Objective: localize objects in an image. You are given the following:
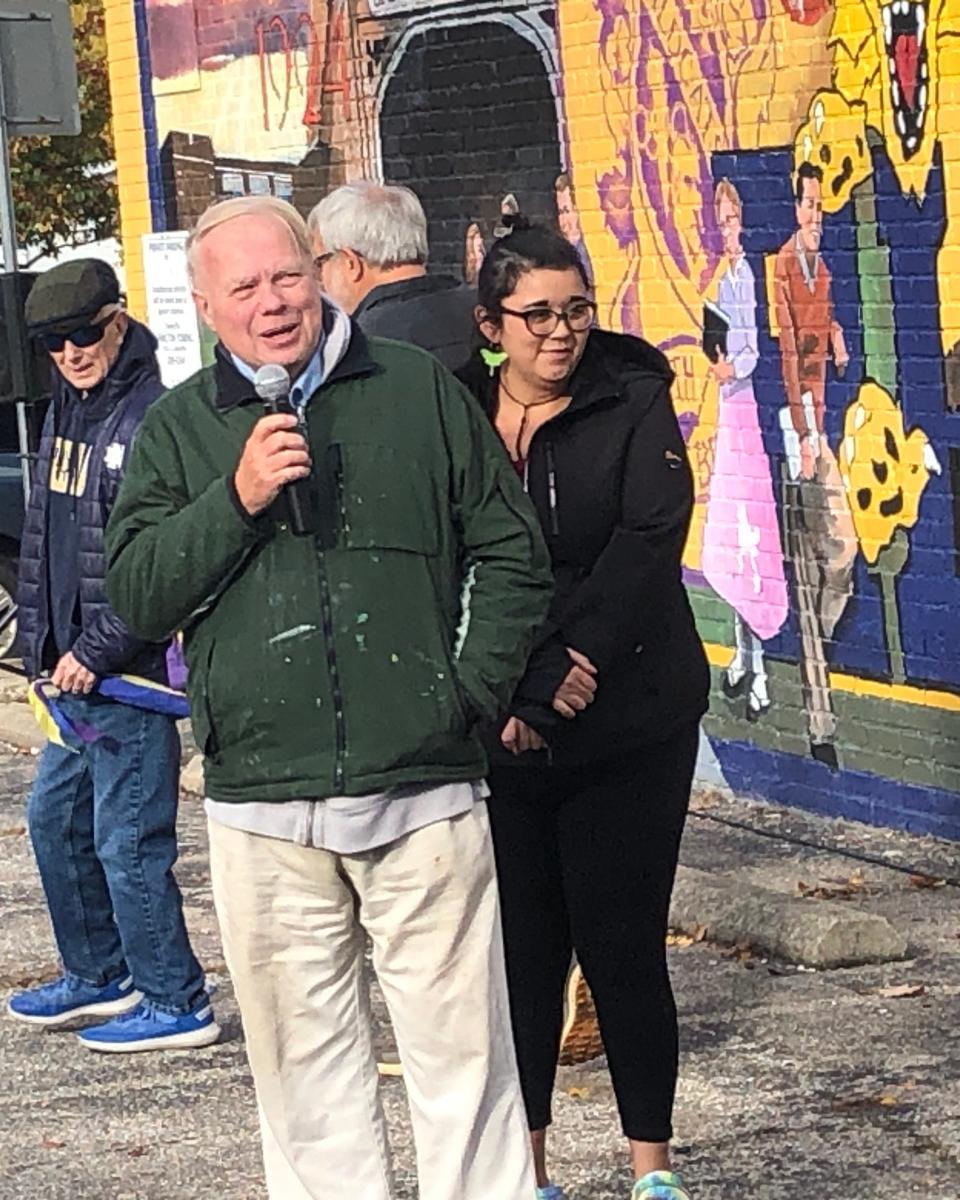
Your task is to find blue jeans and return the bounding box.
[27,694,205,1014]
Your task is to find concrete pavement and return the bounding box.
[1,740,959,1198]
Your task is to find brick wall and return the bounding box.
[106,0,960,839]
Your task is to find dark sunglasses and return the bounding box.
[36,311,118,354]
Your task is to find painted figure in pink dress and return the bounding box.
[702,179,789,719]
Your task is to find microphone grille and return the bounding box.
[253,363,291,403]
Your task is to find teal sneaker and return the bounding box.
[537,1187,568,1200]
[632,1171,692,1199]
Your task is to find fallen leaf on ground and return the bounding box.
[666,932,695,948]
[908,873,946,889]
[41,1138,65,1149]
[722,939,757,963]
[876,983,926,999]
[797,870,876,901]
[566,1087,590,1100]
[832,1092,902,1112]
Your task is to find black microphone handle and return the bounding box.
[284,476,315,536]
[262,395,317,537]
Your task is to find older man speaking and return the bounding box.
[104,196,550,1200]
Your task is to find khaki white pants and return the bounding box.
[208,806,536,1200]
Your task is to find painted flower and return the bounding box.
[794,90,872,214]
[838,381,941,565]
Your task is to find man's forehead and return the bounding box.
[196,217,304,284]
[205,214,301,258]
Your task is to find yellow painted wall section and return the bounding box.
[104,0,150,317]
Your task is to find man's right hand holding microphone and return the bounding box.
[234,413,312,517]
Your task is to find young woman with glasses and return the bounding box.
[456,218,709,1200]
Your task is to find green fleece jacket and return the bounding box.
[104,329,552,803]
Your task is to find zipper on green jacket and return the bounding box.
[315,543,346,794]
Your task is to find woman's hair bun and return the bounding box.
[501,213,533,235]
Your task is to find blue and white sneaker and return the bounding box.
[632,1171,692,1199]
[537,1186,569,1200]
[77,996,220,1053]
[7,973,142,1027]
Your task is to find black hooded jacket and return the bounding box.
[457,328,710,766]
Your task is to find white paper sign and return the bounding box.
[141,232,203,389]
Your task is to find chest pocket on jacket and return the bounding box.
[331,442,441,556]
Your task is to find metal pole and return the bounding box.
[0,43,16,263]
[0,39,30,506]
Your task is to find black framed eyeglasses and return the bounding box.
[36,311,118,354]
[499,301,596,336]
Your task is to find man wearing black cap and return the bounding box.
[6,258,218,1053]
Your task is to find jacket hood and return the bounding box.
[568,328,673,404]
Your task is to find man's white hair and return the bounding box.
[187,195,313,286]
[307,182,429,268]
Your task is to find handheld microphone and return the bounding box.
[253,363,317,537]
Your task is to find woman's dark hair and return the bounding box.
[477,215,591,314]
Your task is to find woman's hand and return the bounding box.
[552,648,598,719]
[501,717,546,755]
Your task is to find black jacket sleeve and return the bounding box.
[72,608,147,677]
[558,381,693,671]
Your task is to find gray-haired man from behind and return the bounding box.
[308,181,477,370]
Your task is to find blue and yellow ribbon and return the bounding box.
[28,675,189,753]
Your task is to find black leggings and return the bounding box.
[487,723,698,1143]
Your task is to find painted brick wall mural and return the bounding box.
[104,0,960,839]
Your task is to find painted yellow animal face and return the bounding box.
[830,0,946,198]
[839,381,939,563]
[794,90,872,213]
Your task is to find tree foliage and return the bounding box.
[8,0,117,263]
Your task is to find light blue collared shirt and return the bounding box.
[231,341,325,412]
